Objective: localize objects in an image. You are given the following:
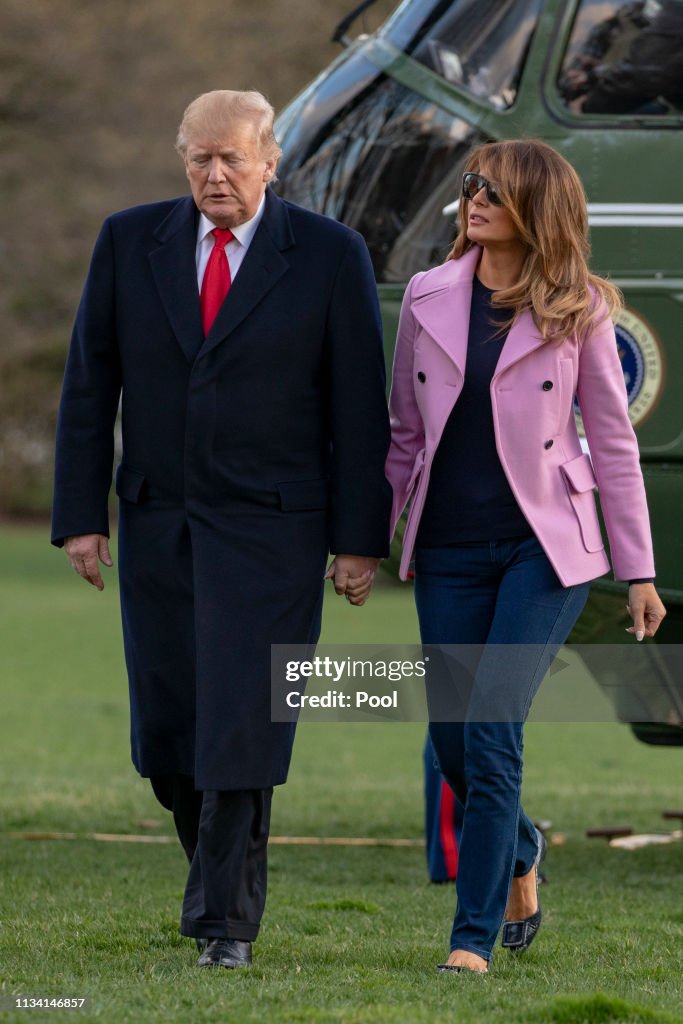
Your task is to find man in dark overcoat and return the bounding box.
[51,90,392,969]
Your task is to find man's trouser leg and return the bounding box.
[151,775,273,941]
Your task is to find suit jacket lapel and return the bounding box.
[149,196,204,364]
[197,190,294,361]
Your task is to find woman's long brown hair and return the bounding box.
[448,139,622,340]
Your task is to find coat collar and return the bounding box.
[149,189,294,364]
[199,189,294,360]
[410,245,546,380]
[149,196,203,364]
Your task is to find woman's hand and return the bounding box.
[325,555,380,606]
[626,582,667,640]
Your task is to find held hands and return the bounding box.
[64,534,113,591]
[626,582,666,641]
[325,555,380,607]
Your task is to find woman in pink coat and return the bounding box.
[385,139,666,974]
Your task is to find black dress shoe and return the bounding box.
[196,938,252,969]
[501,827,547,953]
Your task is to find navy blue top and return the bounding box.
[416,275,534,547]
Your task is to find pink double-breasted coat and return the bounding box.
[385,246,655,586]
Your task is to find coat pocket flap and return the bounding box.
[115,465,146,504]
[277,478,328,512]
[560,453,597,493]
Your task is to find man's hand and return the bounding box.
[626,582,666,641]
[64,533,113,591]
[325,555,380,607]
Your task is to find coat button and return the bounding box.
[544,439,554,449]
[542,380,553,391]
[417,371,426,383]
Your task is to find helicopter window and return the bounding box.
[558,0,683,115]
[403,0,543,109]
[273,78,486,282]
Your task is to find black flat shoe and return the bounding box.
[502,827,547,953]
[437,964,488,974]
[501,908,542,951]
[196,937,252,969]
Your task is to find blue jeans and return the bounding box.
[414,537,590,960]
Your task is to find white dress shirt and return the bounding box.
[195,194,266,290]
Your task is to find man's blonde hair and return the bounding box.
[175,90,282,161]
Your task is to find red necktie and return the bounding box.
[200,228,234,335]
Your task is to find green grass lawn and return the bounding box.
[0,524,681,1023]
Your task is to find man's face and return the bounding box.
[184,118,278,229]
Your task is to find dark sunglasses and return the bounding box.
[462,171,504,206]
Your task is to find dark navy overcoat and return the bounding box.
[52,190,392,790]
